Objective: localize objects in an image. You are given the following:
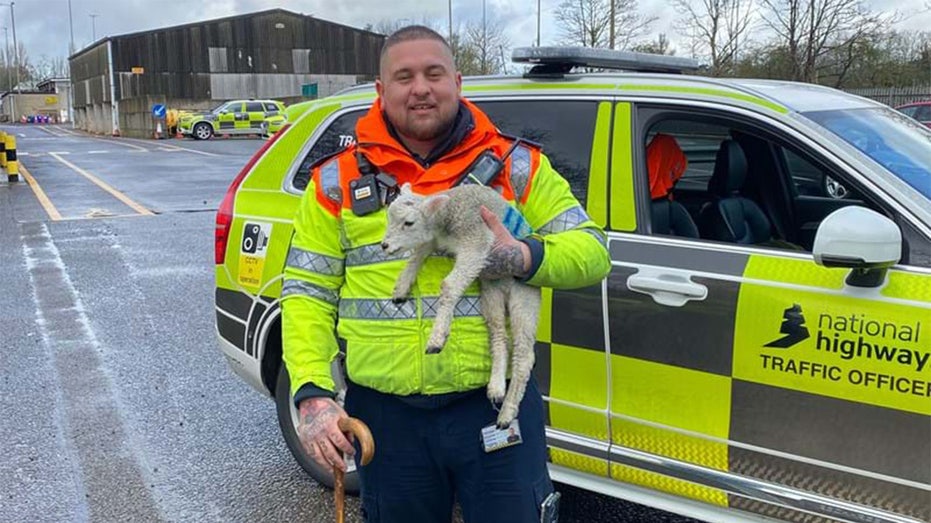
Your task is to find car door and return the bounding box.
[607,102,931,523]
[244,101,267,133]
[217,102,241,134]
[475,96,613,479]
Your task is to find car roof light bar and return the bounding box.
[513,46,702,77]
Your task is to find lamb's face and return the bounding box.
[381,188,434,255]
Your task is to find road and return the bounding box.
[0,124,697,523]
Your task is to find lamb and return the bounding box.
[380,183,541,428]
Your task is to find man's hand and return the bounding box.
[480,206,531,279]
[297,397,355,471]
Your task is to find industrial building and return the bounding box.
[1,78,72,123]
[68,8,384,137]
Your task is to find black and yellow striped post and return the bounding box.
[0,130,6,170]
[5,133,18,182]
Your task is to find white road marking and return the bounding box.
[49,151,71,155]
[87,150,110,154]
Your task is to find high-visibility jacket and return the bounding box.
[281,98,611,398]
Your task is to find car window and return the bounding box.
[914,105,931,121]
[638,111,892,254]
[263,102,279,113]
[804,107,931,200]
[292,109,364,191]
[291,99,600,200]
[898,106,918,118]
[474,99,598,204]
[219,102,241,114]
[245,102,265,113]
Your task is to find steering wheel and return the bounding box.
[823,175,848,199]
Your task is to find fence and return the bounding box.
[844,86,931,108]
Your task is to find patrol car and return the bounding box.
[179,99,285,139]
[214,47,930,523]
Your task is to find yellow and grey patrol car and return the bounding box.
[214,47,930,523]
[179,99,285,140]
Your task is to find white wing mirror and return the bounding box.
[813,206,901,288]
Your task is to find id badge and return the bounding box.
[481,419,522,453]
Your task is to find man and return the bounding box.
[281,25,610,523]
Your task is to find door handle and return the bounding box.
[627,271,708,307]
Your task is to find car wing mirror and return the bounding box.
[813,206,901,288]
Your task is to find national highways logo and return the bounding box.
[765,304,810,348]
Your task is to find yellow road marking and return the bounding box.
[48,152,155,216]
[19,163,63,221]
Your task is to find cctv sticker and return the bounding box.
[238,221,272,288]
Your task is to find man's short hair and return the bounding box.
[380,25,454,70]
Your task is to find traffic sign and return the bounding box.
[152,104,166,118]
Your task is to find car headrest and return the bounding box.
[646,133,688,200]
[708,140,748,197]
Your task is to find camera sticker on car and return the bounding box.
[238,221,272,288]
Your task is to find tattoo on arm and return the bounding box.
[481,244,526,279]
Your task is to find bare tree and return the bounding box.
[674,0,754,76]
[759,0,894,83]
[366,17,510,76]
[631,34,676,55]
[555,0,657,50]
[462,17,511,75]
[31,55,69,81]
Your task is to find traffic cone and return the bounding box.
[155,122,163,140]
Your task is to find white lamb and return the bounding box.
[381,183,541,428]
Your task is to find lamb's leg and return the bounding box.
[497,283,541,428]
[392,244,432,303]
[426,248,488,354]
[480,279,509,403]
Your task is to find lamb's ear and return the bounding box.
[423,194,450,216]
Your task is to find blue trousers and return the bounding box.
[344,377,554,523]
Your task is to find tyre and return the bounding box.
[274,363,360,494]
[192,122,213,140]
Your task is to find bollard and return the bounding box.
[6,133,18,182]
[0,131,6,170]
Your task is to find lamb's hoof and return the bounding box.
[487,384,505,404]
[425,345,443,354]
[496,407,518,429]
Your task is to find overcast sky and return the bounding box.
[5,0,931,63]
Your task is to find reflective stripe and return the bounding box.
[320,159,342,203]
[339,296,483,319]
[510,144,532,201]
[346,243,407,266]
[422,296,482,318]
[281,279,339,305]
[581,227,607,245]
[539,206,592,235]
[340,298,417,319]
[287,246,344,276]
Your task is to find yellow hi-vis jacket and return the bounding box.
[282,98,611,399]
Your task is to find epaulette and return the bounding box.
[499,132,543,151]
[307,145,354,172]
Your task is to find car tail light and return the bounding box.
[215,124,291,264]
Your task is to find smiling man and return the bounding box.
[281,25,610,523]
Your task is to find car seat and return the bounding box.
[699,140,772,244]
[646,133,699,238]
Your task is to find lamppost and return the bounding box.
[0,2,18,94]
[68,0,74,54]
[2,25,9,122]
[67,0,74,124]
[89,13,99,42]
[536,0,541,47]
